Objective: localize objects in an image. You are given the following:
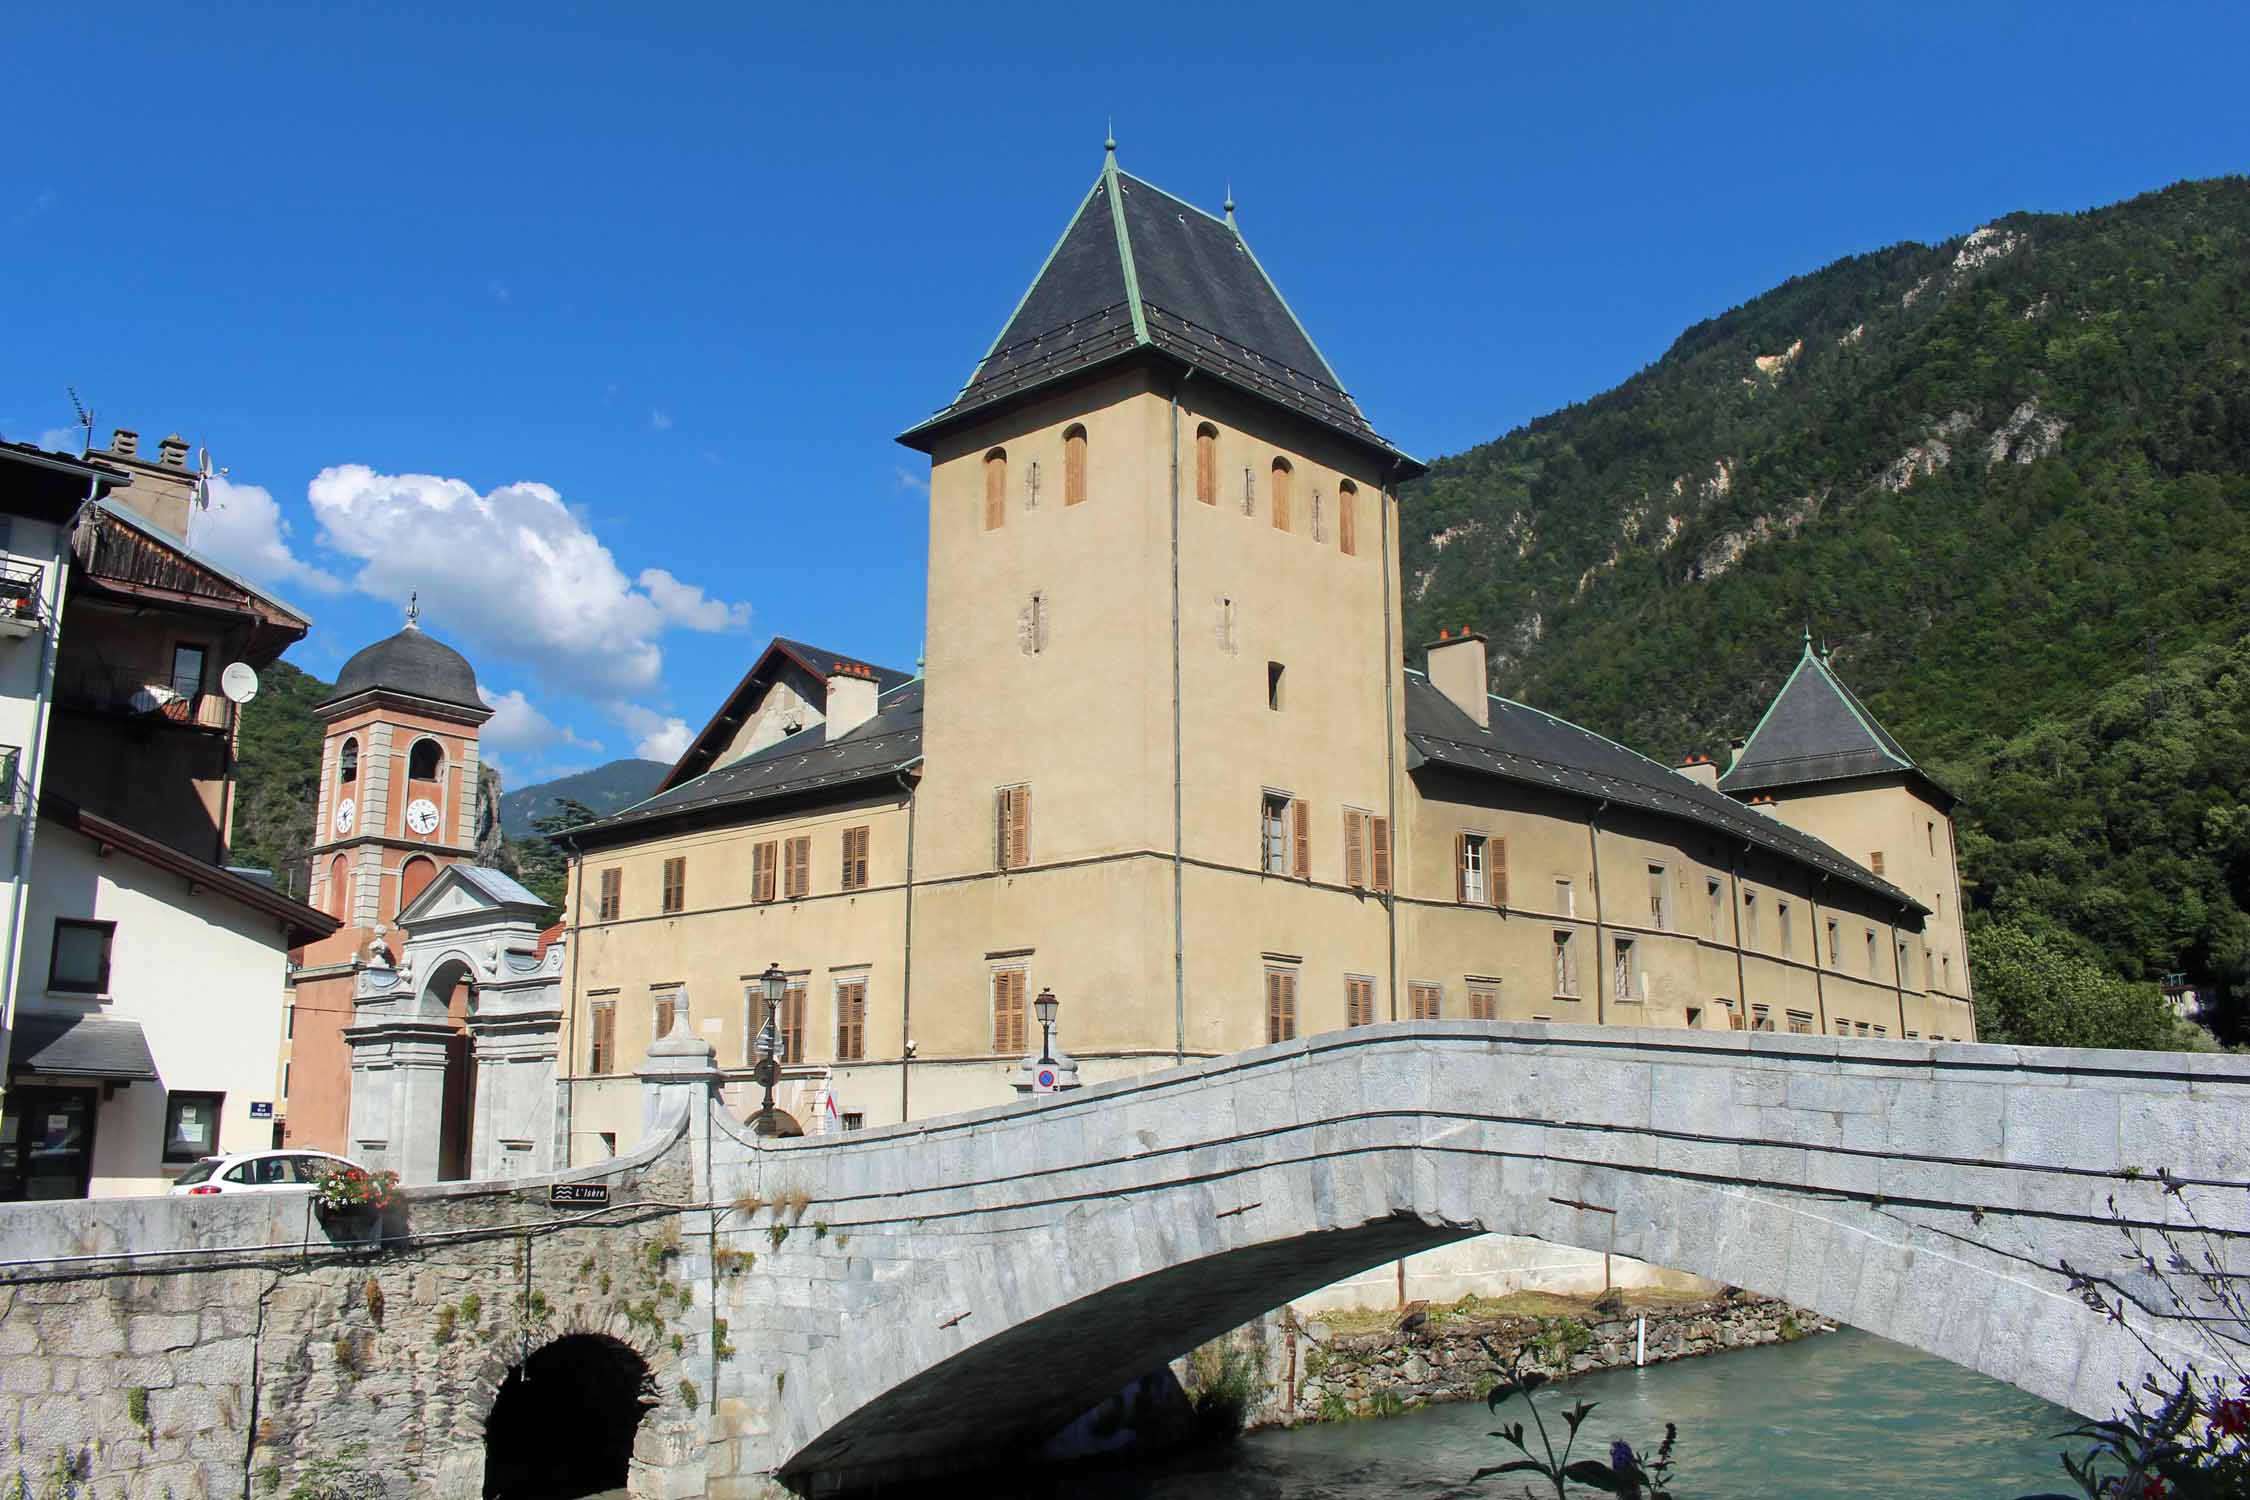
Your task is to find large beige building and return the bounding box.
[556,149,1973,1161]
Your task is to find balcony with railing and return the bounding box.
[0,559,46,640]
[0,744,23,818]
[55,662,232,732]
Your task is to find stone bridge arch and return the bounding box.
[733,1023,2250,1493]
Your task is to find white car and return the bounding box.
[171,1149,363,1195]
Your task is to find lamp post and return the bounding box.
[1034,987,1059,1065]
[754,961,786,1135]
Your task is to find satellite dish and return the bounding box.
[220,662,260,705]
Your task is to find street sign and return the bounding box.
[248,1101,274,1119]
[549,1183,610,1207]
[1033,1066,1060,1095]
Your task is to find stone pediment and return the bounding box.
[396,864,549,929]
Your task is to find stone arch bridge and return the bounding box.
[3,1021,2244,1499]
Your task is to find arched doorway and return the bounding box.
[425,957,477,1182]
[483,1334,655,1498]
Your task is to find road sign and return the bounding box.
[1033,1066,1059,1095]
[549,1183,610,1207]
[248,1101,274,1119]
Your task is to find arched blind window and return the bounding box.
[328,854,351,918]
[1270,458,1293,532]
[408,738,444,782]
[1062,425,1088,506]
[983,448,1007,532]
[1195,423,1218,506]
[1338,481,1359,556]
[399,856,437,920]
[339,738,358,785]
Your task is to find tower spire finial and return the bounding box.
[406,590,420,629]
[1224,179,1236,225]
[1105,118,1116,156]
[1801,622,1812,654]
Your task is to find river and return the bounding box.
[894,1328,2080,1499]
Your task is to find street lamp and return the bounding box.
[754,961,786,1134]
[1034,987,1059,1065]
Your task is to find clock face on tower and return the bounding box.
[333,797,355,835]
[405,798,442,836]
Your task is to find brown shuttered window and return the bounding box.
[1410,982,1443,1020]
[1468,986,1499,1020]
[1370,816,1391,893]
[1869,851,1885,876]
[840,825,870,891]
[1490,837,1508,908]
[661,857,686,914]
[1270,458,1292,531]
[983,448,1007,531]
[653,989,680,1039]
[1454,833,1469,903]
[834,978,867,1062]
[1265,969,1298,1043]
[1345,976,1375,1027]
[1338,481,1359,556]
[781,979,807,1062]
[1291,797,1310,879]
[1344,809,1367,889]
[992,968,1027,1054]
[597,867,621,921]
[783,837,810,900]
[1063,425,1088,505]
[1195,423,1218,505]
[996,786,1030,870]
[589,1001,616,1073]
[752,841,777,904]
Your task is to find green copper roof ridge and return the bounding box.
[1730,649,1820,770]
[1117,167,1234,230]
[1818,656,1917,770]
[1227,217,1354,409]
[1104,151,1150,348]
[946,176,1109,408]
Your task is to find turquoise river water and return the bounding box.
[896,1328,2081,1499]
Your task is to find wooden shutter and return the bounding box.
[1469,987,1497,1021]
[784,837,809,899]
[1064,427,1087,505]
[1346,977,1372,1027]
[590,1003,615,1073]
[1339,484,1357,556]
[1344,811,1365,889]
[1005,787,1030,870]
[598,867,620,920]
[1196,427,1217,504]
[841,826,868,891]
[835,980,865,1061]
[662,857,685,913]
[753,842,775,903]
[1491,837,1508,909]
[1454,833,1469,903]
[984,450,1006,531]
[1370,816,1391,892]
[654,992,677,1039]
[1290,797,1310,879]
[1870,851,1884,876]
[1266,971,1297,1043]
[1410,982,1441,1020]
[993,970,1025,1053]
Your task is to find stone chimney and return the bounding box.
[1747,793,1781,819]
[824,661,879,740]
[1425,627,1490,729]
[1728,735,1748,770]
[108,428,139,460]
[158,433,190,469]
[1676,754,1720,791]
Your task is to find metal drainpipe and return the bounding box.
[1730,845,1751,1029]
[3,482,90,1041]
[1586,803,1609,1024]
[1890,910,1910,1036]
[1380,464,1402,1020]
[896,764,918,1119]
[1809,876,1831,1034]
[1169,377,1189,1062]
[561,849,585,1166]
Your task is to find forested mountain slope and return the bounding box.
[1401,177,2250,1037]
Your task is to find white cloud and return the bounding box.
[892,464,928,493]
[192,476,345,594]
[650,409,673,431]
[37,426,81,454]
[614,702,693,762]
[306,464,749,697]
[479,687,599,758]
[638,567,750,631]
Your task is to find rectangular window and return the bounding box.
[784,836,811,899]
[834,977,867,1062]
[589,1000,616,1074]
[1344,808,1369,889]
[782,978,807,1063]
[1707,878,1722,940]
[1872,1024,1888,1038]
[162,1091,224,1164]
[1339,486,1358,556]
[1647,865,1668,929]
[1456,834,1486,905]
[1870,850,1885,876]
[752,841,777,904]
[1555,878,1574,916]
[1345,975,1376,1027]
[1866,930,1878,976]
[1786,1010,1813,1034]
[840,825,870,892]
[996,785,1031,871]
[1264,968,1298,1043]
[1827,918,1841,966]
[1752,1004,1774,1032]
[1743,892,1760,949]
[1855,1021,1871,1037]
[48,918,113,994]
[992,967,1027,1054]
[652,988,681,1040]
[1834,1016,1851,1037]
[1553,930,1578,997]
[1467,984,1499,1021]
[285,1006,296,1041]
[597,867,621,920]
[1369,815,1391,892]
[1777,901,1792,959]
[1409,981,1443,1020]
[661,857,686,914]
[1266,661,1285,711]
[1612,937,1638,1001]
[1927,821,1936,856]
[1261,793,1290,875]
[1941,953,1952,988]
[169,642,208,700]
[1897,938,1910,978]
[841,1112,865,1132]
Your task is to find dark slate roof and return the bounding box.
[769,638,916,695]
[900,152,1418,471]
[1719,641,1922,796]
[565,679,923,848]
[658,638,918,795]
[9,1010,159,1081]
[318,623,486,714]
[1404,672,1922,912]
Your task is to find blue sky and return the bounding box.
[5,4,2245,783]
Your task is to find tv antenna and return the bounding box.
[66,387,92,456]
[194,446,227,511]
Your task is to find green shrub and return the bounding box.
[1184,1332,1266,1437]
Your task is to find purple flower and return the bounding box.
[1611,1439,1638,1470]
